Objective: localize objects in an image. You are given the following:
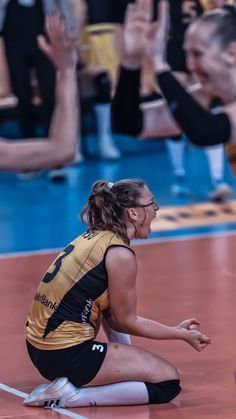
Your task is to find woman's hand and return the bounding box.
[37,14,78,71]
[184,329,212,352]
[177,318,212,351]
[121,0,170,72]
[151,0,170,72]
[178,318,200,331]
[121,0,153,68]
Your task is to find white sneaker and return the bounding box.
[171,175,190,196]
[100,143,121,160]
[71,151,85,165]
[23,377,77,407]
[47,167,67,182]
[209,181,233,202]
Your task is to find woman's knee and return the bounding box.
[151,358,180,383]
[144,379,182,404]
[162,363,180,381]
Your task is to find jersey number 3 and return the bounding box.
[42,244,75,284]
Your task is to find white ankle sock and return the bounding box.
[203,144,225,183]
[166,138,186,177]
[66,381,149,407]
[94,103,119,151]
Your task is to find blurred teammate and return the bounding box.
[162,0,232,200]
[0,0,55,139]
[79,0,121,159]
[0,1,80,171]
[112,0,236,194]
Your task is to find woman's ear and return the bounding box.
[127,207,139,221]
[224,41,236,66]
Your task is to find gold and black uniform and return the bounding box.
[81,0,124,84]
[26,230,133,386]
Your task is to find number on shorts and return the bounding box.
[92,344,104,353]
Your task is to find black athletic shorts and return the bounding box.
[26,339,108,387]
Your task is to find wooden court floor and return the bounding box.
[0,234,235,419]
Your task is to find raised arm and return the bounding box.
[113,0,236,145]
[104,246,211,352]
[111,0,181,139]
[0,12,79,171]
[150,0,235,146]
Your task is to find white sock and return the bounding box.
[66,381,149,407]
[94,103,119,150]
[166,137,186,177]
[203,144,225,183]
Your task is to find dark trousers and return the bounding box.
[3,39,55,137]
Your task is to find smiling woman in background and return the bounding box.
[112,0,236,175]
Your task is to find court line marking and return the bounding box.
[0,383,28,399]
[0,383,87,419]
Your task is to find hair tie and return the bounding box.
[107,181,114,190]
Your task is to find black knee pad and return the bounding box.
[93,72,111,103]
[144,379,181,404]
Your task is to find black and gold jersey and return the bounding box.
[199,0,235,11]
[26,230,133,350]
[85,0,132,24]
[85,0,114,23]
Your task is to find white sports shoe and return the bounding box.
[23,377,77,407]
[47,167,67,182]
[171,175,190,196]
[209,181,233,202]
[100,142,121,160]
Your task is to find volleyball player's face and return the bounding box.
[135,187,159,239]
[184,23,226,95]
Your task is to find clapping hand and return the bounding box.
[178,318,212,352]
[122,0,161,68]
[151,0,170,72]
[37,14,78,71]
[121,0,170,71]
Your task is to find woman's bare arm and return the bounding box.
[0,13,79,171]
[140,81,207,139]
[104,246,211,352]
